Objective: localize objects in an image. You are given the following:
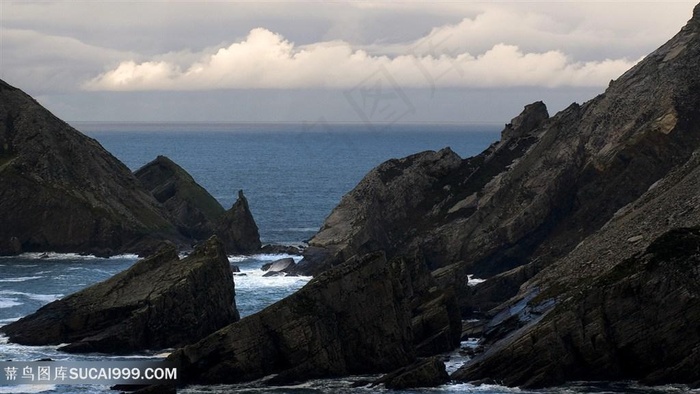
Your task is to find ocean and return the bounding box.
[0,123,695,394]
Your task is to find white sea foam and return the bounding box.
[0,297,22,309]
[0,290,63,303]
[13,252,139,261]
[234,268,311,291]
[468,274,487,286]
[228,253,302,263]
[0,385,57,393]
[0,276,43,283]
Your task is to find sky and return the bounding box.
[0,1,697,124]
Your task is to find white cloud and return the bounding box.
[84,27,639,91]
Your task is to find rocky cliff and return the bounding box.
[299,3,700,312]
[451,4,700,387]
[0,236,239,353]
[0,80,182,256]
[295,2,700,389]
[135,157,261,253]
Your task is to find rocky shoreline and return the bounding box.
[2,3,700,392]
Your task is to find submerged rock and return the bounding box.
[0,236,238,353]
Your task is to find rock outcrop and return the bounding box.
[135,155,226,240]
[0,236,238,353]
[0,80,262,256]
[168,250,460,386]
[450,5,700,388]
[290,3,700,389]
[0,80,182,256]
[168,252,415,385]
[135,157,262,254]
[299,2,700,316]
[215,190,262,254]
[261,257,296,276]
[455,227,700,388]
[373,357,450,390]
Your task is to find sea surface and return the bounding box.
[1,123,696,394]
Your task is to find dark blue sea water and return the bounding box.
[1,123,696,393]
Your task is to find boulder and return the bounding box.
[0,236,239,353]
[373,357,449,390]
[168,252,417,385]
[261,257,296,273]
[0,79,182,256]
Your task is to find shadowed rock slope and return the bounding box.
[135,157,261,254]
[0,236,238,354]
[0,80,181,256]
[168,251,460,386]
[452,5,700,388]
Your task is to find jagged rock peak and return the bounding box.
[501,101,549,140]
[215,189,262,254]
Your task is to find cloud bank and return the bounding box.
[84,27,638,91]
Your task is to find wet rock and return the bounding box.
[374,357,449,390]
[260,244,304,255]
[262,257,296,273]
[0,236,238,353]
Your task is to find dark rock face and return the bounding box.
[296,100,554,292]
[0,237,238,353]
[373,357,449,390]
[168,252,415,385]
[299,2,700,314]
[450,6,700,388]
[135,158,262,254]
[455,227,700,388]
[296,148,463,276]
[0,80,182,256]
[135,156,225,240]
[215,190,262,254]
[0,80,262,256]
